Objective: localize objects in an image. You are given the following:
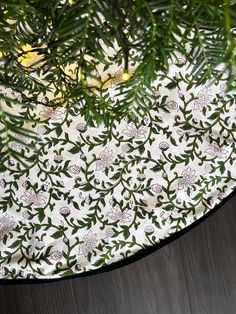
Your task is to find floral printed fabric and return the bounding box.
[0,61,236,280]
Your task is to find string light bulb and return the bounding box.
[121,71,131,81]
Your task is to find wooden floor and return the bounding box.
[0,193,236,314]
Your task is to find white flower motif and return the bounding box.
[63,236,69,244]
[122,122,147,139]
[21,188,47,206]
[143,116,150,125]
[178,167,197,190]
[76,123,86,131]
[178,90,184,98]
[35,241,45,250]
[96,147,114,171]
[43,182,51,191]
[107,206,132,223]
[78,230,98,256]
[205,143,227,159]
[175,57,186,65]
[194,87,212,110]
[54,154,63,162]
[218,192,226,200]
[0,214,15,240]
[137,173,146,180]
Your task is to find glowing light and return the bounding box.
[18,43,43,69]
[121,72,131,81]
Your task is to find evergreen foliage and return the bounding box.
[0,0,235,166]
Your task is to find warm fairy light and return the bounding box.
[121,72,131,81]
[21,43,34,52]
[18,43,44,69]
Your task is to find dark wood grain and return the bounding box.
[0,194,236,314]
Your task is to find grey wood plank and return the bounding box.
[178,194,236,314]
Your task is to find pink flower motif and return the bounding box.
[39,107,64,121]
[144,226,154,233]
[76,123,85,131]
[60,207,71,215]
[50,250,63,261]
[205,143,227,159]
[194,87,212,110]
[22,210,30,219]
[36,125,46,134]
[78,230,98,256]
[178,167,197,190]
[0,214,15,240]
[151,183,162,193]
[121,143,130,153]
[166,100,179,110]
[204,164,213,173]
[68,165,80,174]
[11,134,29,152]
[96,147,114,171]
[159,142,169,150]
[105,228,115,238]
[21,188,47,206]
[122,122,147,139]
[220,83,226,94]
[107,206,132,223]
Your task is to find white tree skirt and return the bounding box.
[0,62,236,279]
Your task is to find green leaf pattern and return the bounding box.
[0,62,236,279]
